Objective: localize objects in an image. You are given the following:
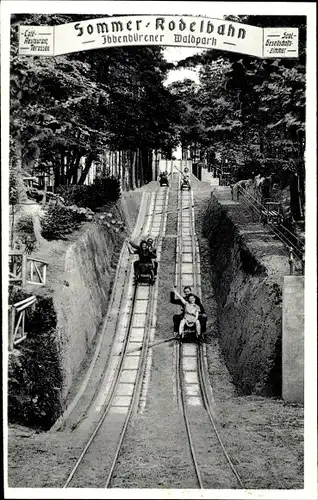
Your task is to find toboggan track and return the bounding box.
[63,184,169,488]
[175,170,244,489]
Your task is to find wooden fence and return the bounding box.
[8,296,37,350]
[27,257,48,285]
[9,252,25,285]
[9,252,49,287]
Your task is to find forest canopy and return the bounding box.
[10,14,180,190]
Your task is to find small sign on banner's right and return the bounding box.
[263,27,299,58]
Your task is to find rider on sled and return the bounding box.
[181,167,191,188]
[171,287,201,339]
[147,238,158,276]
[158,170,170,186]
[170,285,207,336]
[128,239,157,278]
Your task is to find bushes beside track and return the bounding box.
[56,175,121,211]
[8,296,63,430]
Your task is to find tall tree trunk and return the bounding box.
[149,149,153,182]
[78,156,93,185]
[146,149,151,182]
[128,151,132,190]
[54,150,64,190]
[140,149,144,184]
[138,148,143,187]
[10,205,16,250]
[140,148,145,184]
[113,151,117,177]
[125,151,130,190]
[120,150,125,191]
[41,174,47,207]
[103,150,109,176]
[67,149,80,183]
[123,151,126,190]
[297,173,304,219]
[153,149,157,181]
[131,150,137,190]
[111,152,114,177]
[12,140,28,202]
[142,148,148,183]
[70,153,82,184]
[135,149,139,188]
[54,163,60,191]
[60,152,66,185]
[72,154,82,184]
[120,151,123,186]
[290,173,302,221]
[118,151,121,182]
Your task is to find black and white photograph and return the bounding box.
[1,1,317,498]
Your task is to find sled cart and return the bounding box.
[134,261,155,285]
[180,177,191,191]
[177,321,203,342]
[159,173,169,187]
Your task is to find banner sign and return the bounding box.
[18,16,299,59]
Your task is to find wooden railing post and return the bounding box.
[301,246,305,275]
[31,260,34,283]
[22,254,27,285]
[9,306,15,351]
[22,309,26,336]
[289,247,295,275]
[42,264,47,285]
[12,259,17,277]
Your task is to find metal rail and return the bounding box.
[104,282,156,487]
[63,187,168,488]
[176,342,204,489]
[196,345,244,488]
[63,282,138,488]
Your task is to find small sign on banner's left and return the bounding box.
[19,26,55,56]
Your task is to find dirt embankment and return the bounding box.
[54,191,142,398]
[202,191,285,397]
[55,222,121,398]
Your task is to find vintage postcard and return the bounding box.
[1,1,316,499]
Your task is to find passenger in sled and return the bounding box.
[147,238,158,277]
[171,287,201,340]
[158,170,170,187]
[128,239,156,284]
[181,167,191,190]
[170,285,207,337]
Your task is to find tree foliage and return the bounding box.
[172,15,306,216]
[10,14,180,191]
